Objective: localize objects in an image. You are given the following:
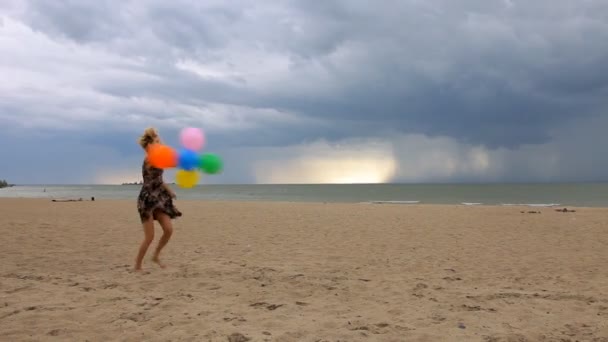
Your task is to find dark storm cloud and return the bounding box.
[23,0,607,147]
[1,0,608,183]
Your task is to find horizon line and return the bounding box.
[5,180,608,186]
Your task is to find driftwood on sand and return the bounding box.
[51,197,95,202]
[555,208,576,212]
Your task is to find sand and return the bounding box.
[0,198,607,341]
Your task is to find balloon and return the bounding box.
[199,153,223,174]
[147,144,178,169]
[180,127,205,151]
[175,169,199,188]
[178,149,199,170]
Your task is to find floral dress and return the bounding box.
[137,160,182,222]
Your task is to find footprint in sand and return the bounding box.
[119,312,149,323]
[431,313,446,324]
[562,323,596,339]
[103,283,119,289]
[223,316,247,325]
[250,302,285,311]
[412,283,428,298]
[443,276,463,281]
[105,297,128,302]
[111,265,131,270]
[0,309,21,320]
[227,332,251,342]
[47,329,64,336]
[203,283,221,290]
[459,304,497,313]
[136,301,160,311]
[347,322,407,335]
[483,333,528,342]
[5,286,31,294]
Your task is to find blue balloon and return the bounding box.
[178,149,199,170]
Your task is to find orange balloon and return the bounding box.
[147,144,177,168]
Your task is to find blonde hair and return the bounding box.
[138,127,158,149]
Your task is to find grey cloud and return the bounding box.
[0,130,131,184]
[22,0,124,42]
[2,1,608,184]
[181,2,598,146]
[144,3,243,52]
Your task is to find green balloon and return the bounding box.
[199,153,223,174]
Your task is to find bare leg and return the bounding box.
[135,218,155,271]
[152,211,173,268]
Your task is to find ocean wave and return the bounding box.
[501,203,560,207]
[367,200,420,204]
[461,202,483,206]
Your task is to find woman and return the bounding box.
[135,127,182,271]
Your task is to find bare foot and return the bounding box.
[152,256,167,269]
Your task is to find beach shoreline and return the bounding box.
[3,183,608,208]
[1,198,607,340]
[1,197,603,209]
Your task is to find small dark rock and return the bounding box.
[227,332,251,342]
[47,329,61,336]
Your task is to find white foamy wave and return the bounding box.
[501,203,560,207]
[367,200,420,204]
[461,202,483,206]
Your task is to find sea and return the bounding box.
[0,183,607,207]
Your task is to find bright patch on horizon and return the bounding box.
[255,156,397,184]
[252,139,397,184]
[94,169,143,185]
[323,160,396,184]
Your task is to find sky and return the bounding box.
[1,0,607,185]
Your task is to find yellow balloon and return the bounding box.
[175,170,199,188]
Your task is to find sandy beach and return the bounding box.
[0,198,607,341]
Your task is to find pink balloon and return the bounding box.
[180,127,205,151]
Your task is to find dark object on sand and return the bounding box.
[227,333,251,342]
[555,208,576,213]
[52,197,97,202]
[521,211,541,214]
